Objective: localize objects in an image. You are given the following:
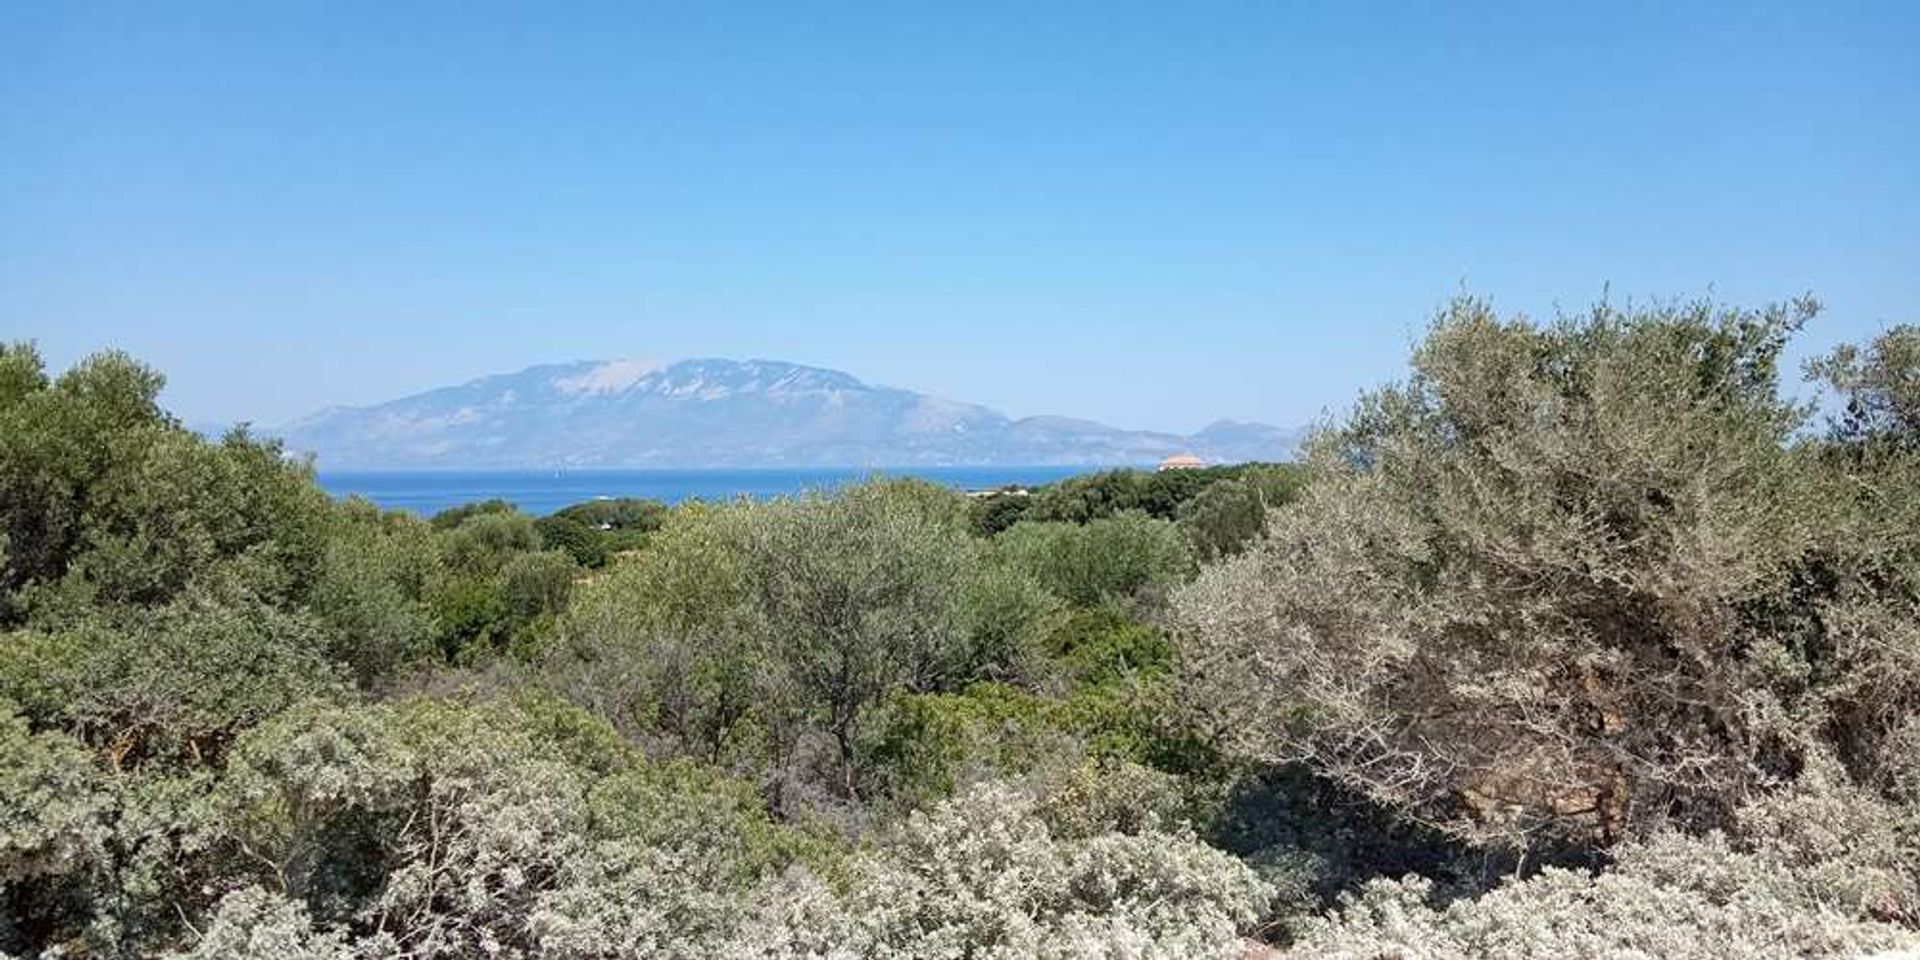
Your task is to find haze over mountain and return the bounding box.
[275,358,1304,469]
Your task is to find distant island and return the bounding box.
[274,357,1305,468]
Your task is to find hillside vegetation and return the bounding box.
[2,296,1916,959]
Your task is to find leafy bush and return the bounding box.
[308,501,437,687]
[0,597,342,769]
[0,344,330,626]
[532,514,607,568]
[996,513,1194,611]
[1285,767,1920,959]
[1175,475,1303,562]
[741,782,1273,960]
[555,482,1055,803]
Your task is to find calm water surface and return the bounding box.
[316,466,1102,516]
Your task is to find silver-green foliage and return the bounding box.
[1176,297,1920,848]
[0,706,110,886]
[737,782,1272,960]
[173,706,1270,960]
[1285,762,1920,959]
[200,698,812,959]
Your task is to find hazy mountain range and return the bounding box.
[273,358,1304,468]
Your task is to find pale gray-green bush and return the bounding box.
[1177,297,1920,850]
[184,698,814,959]
[1037,758,1188,840]
[166,887,365,960]
[740,782,1273,960]
[0,706,109,885]
[1285,766,1920,959]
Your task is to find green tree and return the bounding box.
[1809,323,1920,450]
[553,502,768,762]
[427,498,517,531]
[501,550,577,622]
[740,481,982,797]
[434,510,540,577]
[996,512,1195,610]
[533,514,607,568]
[551,497,669,533]
[308,500,437,687]
[972,463,1305,535]
[0,344,331,626]
[1175,479,1266,562]
[424,510,548,661]
[561,482,1041,796]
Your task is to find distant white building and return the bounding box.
[1157,453,1205,471]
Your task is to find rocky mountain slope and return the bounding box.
[275,358,1303,468]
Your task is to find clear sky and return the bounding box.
[4,2,1916,433]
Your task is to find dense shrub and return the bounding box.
[1285,765,1920,958]
[532,514,608,567]
[0,597,342,769]
[1177,296,1920,851]
[740,782,1273,960]
[307,501,437,686]
[971,464,1306,535]
[553,482,1058,806]
[0,344,331,626]
[996,513,1194,611]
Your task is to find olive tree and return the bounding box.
[558,481,1050,799]
[0,344,331,626]
[995,512,1195,611]
[739,480,983,798]
[554,502,770,762]
[1803,323,1920,790]
[1809,323,1919,450]
[1175,296,1902,850]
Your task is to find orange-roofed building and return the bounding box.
[1157,453,1205,471]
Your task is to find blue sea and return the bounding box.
[316,466,1104,517]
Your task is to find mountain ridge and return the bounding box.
[274,358,1303,468]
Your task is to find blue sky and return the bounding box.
[3,2,1916,433]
